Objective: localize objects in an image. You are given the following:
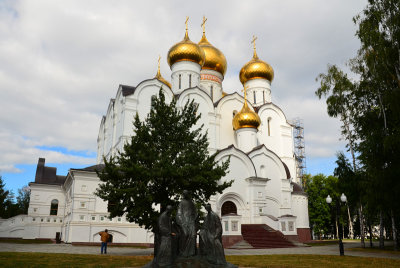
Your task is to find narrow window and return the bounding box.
[189,74,192,88]
[281,222,286,231]
[50,199,59,215]
[253,91,256,104]
[263,91,265,103]
[210,85,214,100]
[267,118,271,136]
[179,74,181,89]
[231,221,238,231]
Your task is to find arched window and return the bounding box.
[50,199,59,215]
[267,117,271,136]
[189,74,192,88]
[263,91,265,103]
[221,201,237,216]
[253,91,256,104]
[179,74,182,89]
[260,165,267,178]
[210,85,213,100]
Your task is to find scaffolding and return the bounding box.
[291,118,306,187]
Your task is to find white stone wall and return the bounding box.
[244,78,272,106]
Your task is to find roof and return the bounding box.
[33,158,66,185]
[291,182,306,194]
[72,164,105,172]
[121,84,136,96]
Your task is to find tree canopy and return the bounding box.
[316,0,400,248]
[95,89,232,232]
[0,176,30,219]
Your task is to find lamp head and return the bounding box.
[340,193,347,203]
[326,195,332,204]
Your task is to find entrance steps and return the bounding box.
[241,224,296,249]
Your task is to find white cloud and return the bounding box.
[0,0,367,174]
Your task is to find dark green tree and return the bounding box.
[96,89,232,234]
[334,152,361,240]
[315,65,366,247]
[0,176,9,218]
[16,186,30,215]
[316,0,400,249]
[353,0,400,250]
[305,174,340,239]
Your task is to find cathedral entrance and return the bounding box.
[221,201,237,216]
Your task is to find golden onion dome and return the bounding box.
[239,38,274,84]
[167,25,205,68]
[155,56,171,88]
[232,87,261,130]
[198,33,227,76]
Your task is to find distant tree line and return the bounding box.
[312,0,399,250]
[0,175,30,219]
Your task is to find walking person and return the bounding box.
[99,229,110,254]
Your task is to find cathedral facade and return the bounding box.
[0,21,310,244]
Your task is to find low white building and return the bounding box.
[0,22,310,245]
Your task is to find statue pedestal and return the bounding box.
[144,256,238,268]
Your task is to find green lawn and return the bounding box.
[348,246,400,255]
[1,252,400,268]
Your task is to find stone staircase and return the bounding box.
[241,224,296,248]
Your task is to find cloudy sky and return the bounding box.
[0,0,367,193]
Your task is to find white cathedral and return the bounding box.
[0,20,310,246]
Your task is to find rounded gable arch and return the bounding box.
[215,92,256,115]
[247,145,288,180]
[216,145,257,178]
[258,103,289,123]
[176,87,214,112]
[132,79,174,103]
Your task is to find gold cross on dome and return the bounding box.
[251,35,257,53]
[158,55,161,69]
[241,85,249,102]
[185,16,189,31]
[201,16,207,33]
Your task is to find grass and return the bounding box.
[0,252,152,268]
[0,238,53,244]
[348,246,400,255]
[226,255,400,267]
[1,253,400,268]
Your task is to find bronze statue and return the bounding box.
[176,190,197,257]
[154,205,175,267]
[199,204,227,265]
[145,192,237,267]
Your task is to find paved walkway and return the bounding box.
[1,241,399,260]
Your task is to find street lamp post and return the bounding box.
[326,193,347,256]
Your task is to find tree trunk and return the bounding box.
[347,204,354,239]
[391,210,398,251]
[358,204,365,248]
[342,224,345,240]
[369,221,373,248]
[379,210,385,249]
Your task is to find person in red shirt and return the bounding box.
[99,229,110,254]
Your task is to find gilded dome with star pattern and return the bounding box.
[239,50,274,84]
[167,30,205,68]
[198,33,227,76]
[232,101,261,130]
